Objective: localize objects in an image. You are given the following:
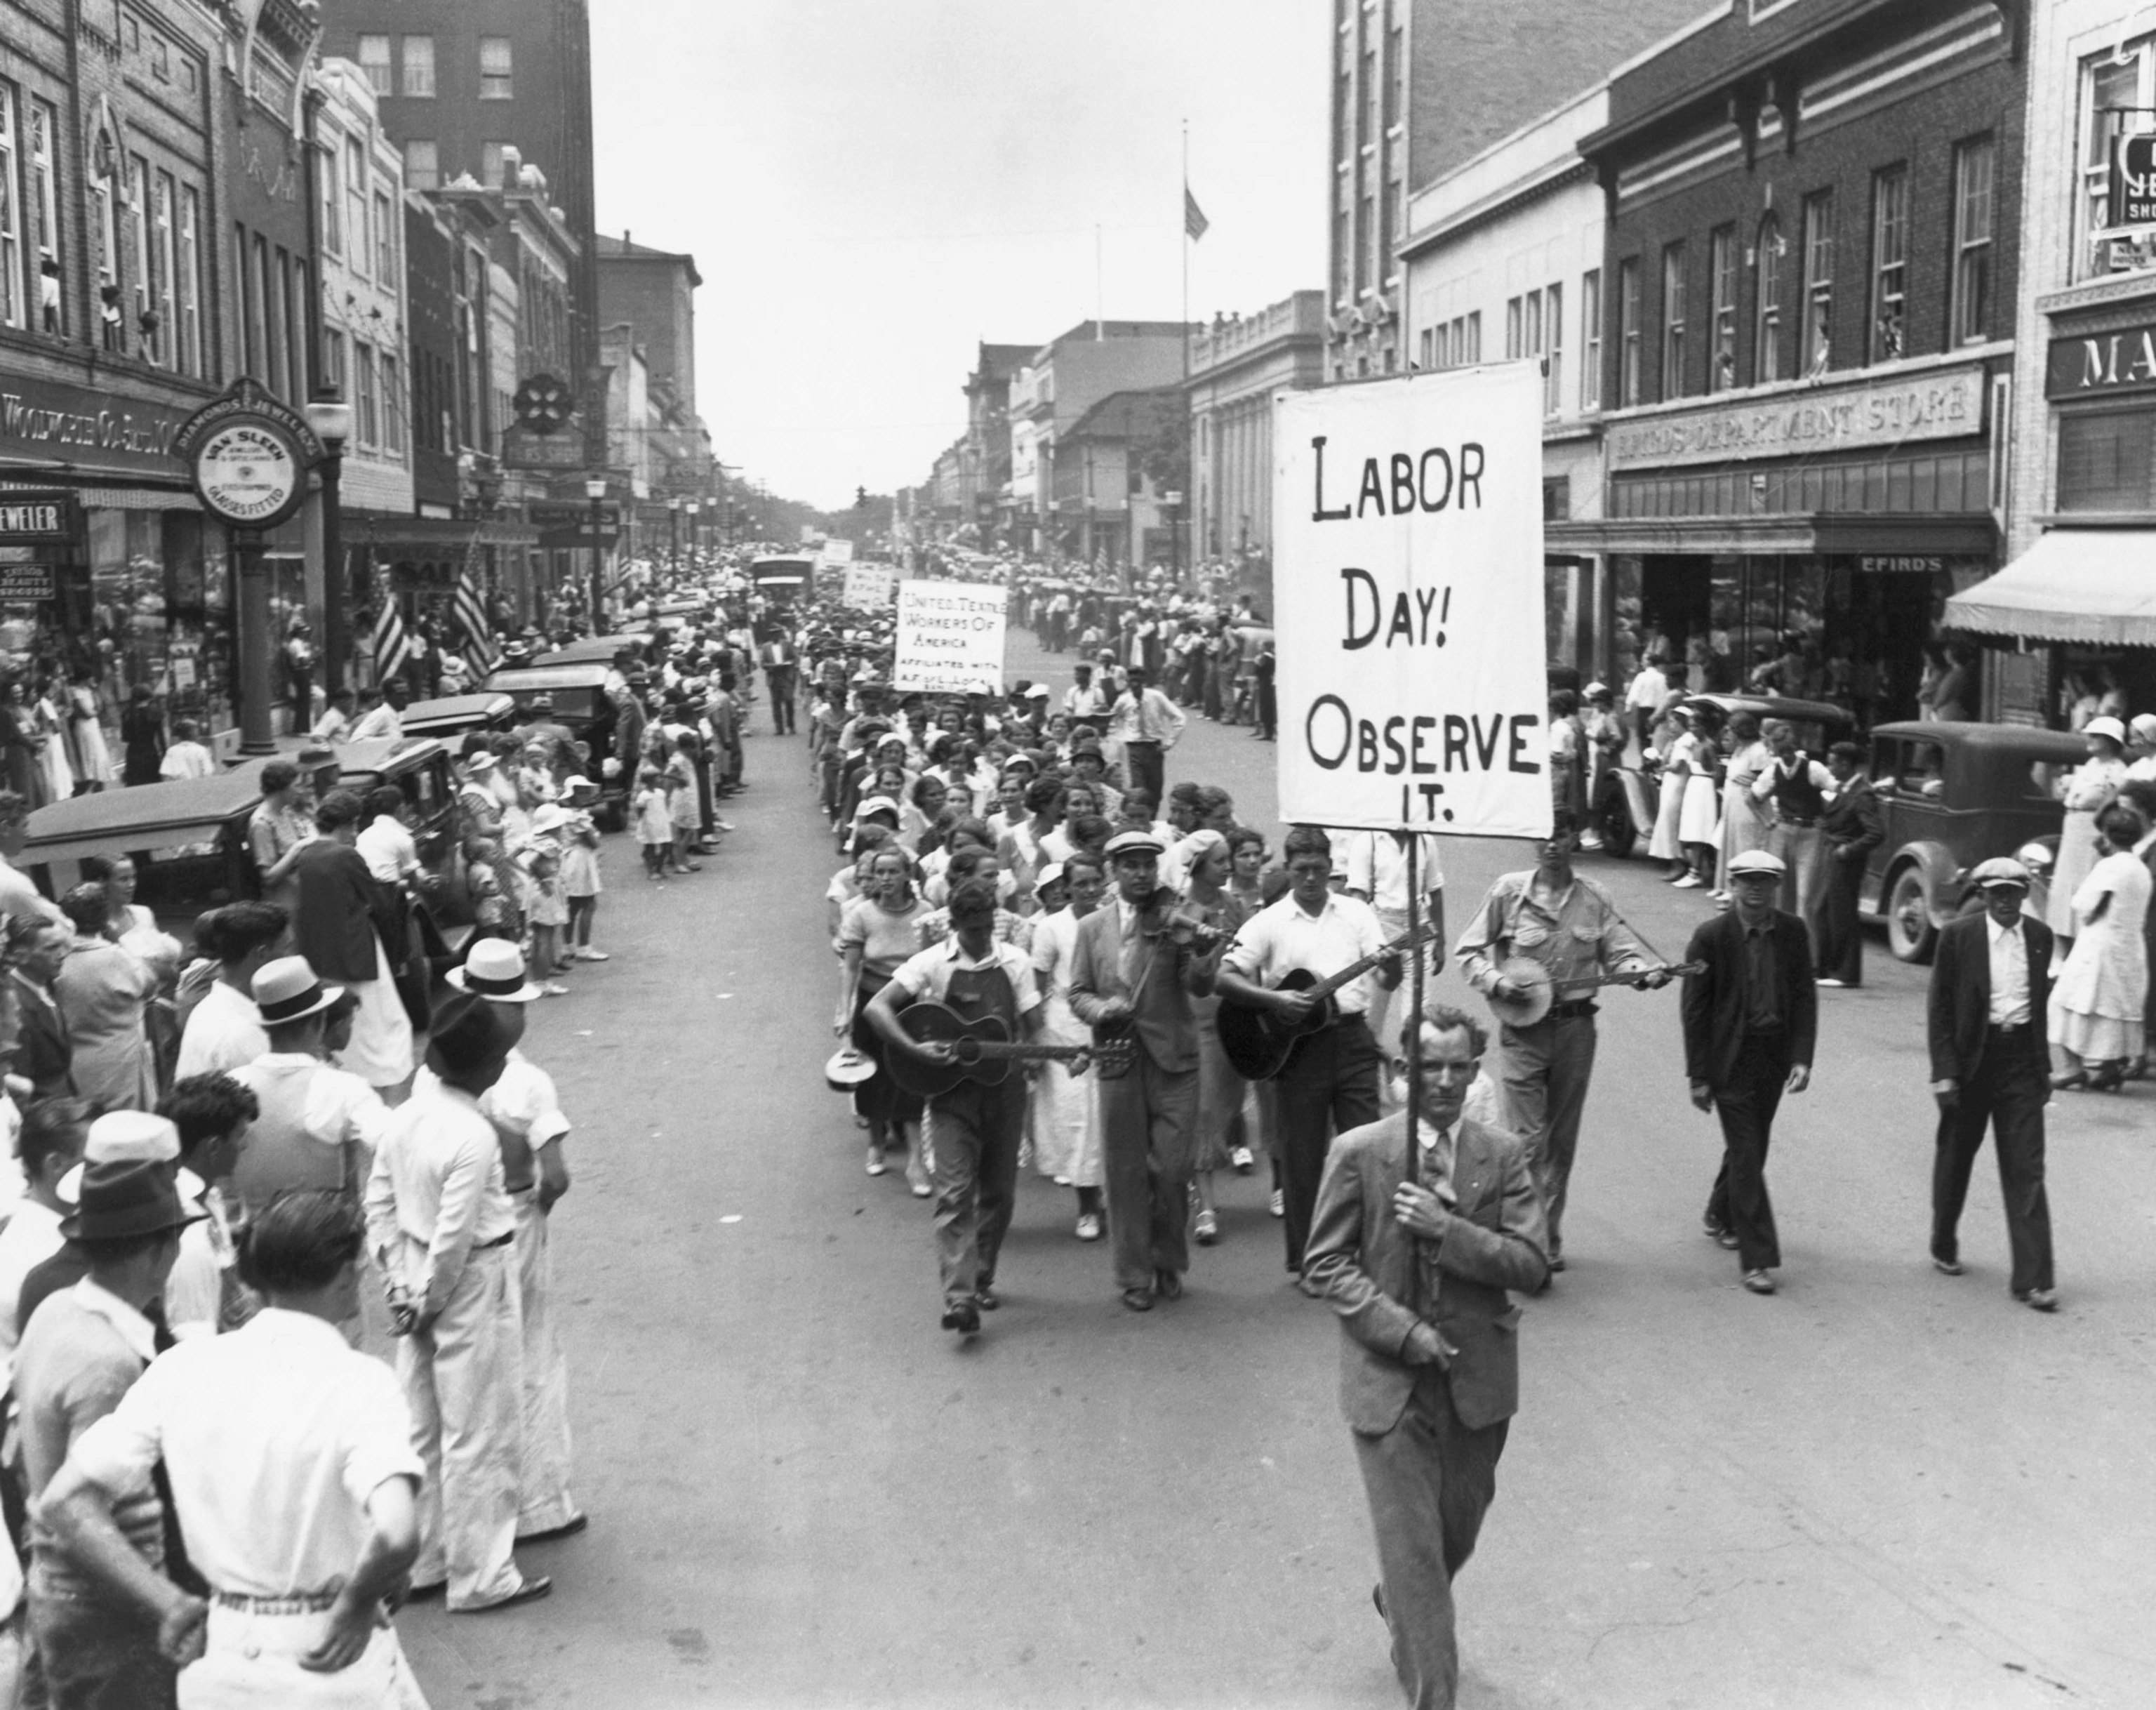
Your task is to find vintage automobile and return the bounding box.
[479,660,630,827]
[399,691,517,743]
[535,631,654,668]
[1861,720,2087,962]
[1593,692,1855,861]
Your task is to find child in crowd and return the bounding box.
[524,807,572,993]
[634,766,672,880]
[465,834,514,940]
[561,776,607,961]
[159,719,217,780]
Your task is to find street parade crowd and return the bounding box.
[0,537,2144,1706]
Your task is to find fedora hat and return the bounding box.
[448,939,542,1002]
[59,1158,204,1242]
[426,990,524,1080]
[252,955,344,1026]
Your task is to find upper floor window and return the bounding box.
[28,98,61,336]
[0,84,22,331]
[1755,214,1784,384]
[1543,281,1562,417]
[1660,243,1686,400]
[2079,39,2156,281]
[1800,190,1834,377]
[1870,166,1908,363]
[1951,136,1995,345]
[178,184,202,376]
[1708,226,1738,391]
[401,37,436,99]
[404,140,439,193]
[480,38,514,100]
[481,141,508,187]
[345,139,368,279]
[1581,270,1602,412]
[1618,257,1642,406]
[357,35,392,95]
[374,192,395,280]
[319,144,341,256]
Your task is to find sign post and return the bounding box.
[891,580,1006,696]
[1271,365,1549,1211]
[173,380,324,755]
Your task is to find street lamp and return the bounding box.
[685,500,700,568]
[668,495,681,578]
[584,476,608,635]
[304,392,354,696]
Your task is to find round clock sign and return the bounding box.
[172,378,324,533]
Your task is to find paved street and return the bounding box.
[400,625,2156,1710]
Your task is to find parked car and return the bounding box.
[480,661,630,828]
[536,631,653,668]
[1593,692,1855,861]
[399,691,517,743]
[1861,720,2087,962]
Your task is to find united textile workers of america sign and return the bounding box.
[1272,365,1550,838]
[893,580,1008,696]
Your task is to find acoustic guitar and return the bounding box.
[1217,920,1445,1083]
[1481,955,1702,1028]
[887,1001,1137,1101]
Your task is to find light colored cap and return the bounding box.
[1104,829,1164,859]
[528,803,575,835]
[1970,856,2032,889]
[58,1111,182,1204]
[1584,682,1611,699]
[853,795,901,823]
[563,774,594,793]
[1726,849,1788,877]
[2131,714,2156,745]
[2084,715,2128,745]
[1024,684,1051,699]
[1034,861,1065,892]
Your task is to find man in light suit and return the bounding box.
[1304,1005,1548,1710]
[1067,829,1224,1311]
[1927,858,2057,1310]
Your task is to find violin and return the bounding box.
[1141,899,1228,953]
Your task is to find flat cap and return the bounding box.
[1726,849,1788,877]
[1970,856,2032,889]
[1104,829,1165,859]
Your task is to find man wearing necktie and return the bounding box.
[1109,666,1185,807]
[1304,1006,1548,1710]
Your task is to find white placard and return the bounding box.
[841,564,895,607]
[893,580,1007,696]
[820,537,856,566]
[1271,366,1549,837]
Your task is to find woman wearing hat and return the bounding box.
[1178,831,1252,1247]
[1646,700,1702,885]
[2048,718,2130,950]
[2049,802,2152,1092]
[835,847,933,1191]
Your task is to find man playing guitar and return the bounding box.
[868,878,1044,1338]
[1453,812,1670,1278]
[1217,826,1402,1280]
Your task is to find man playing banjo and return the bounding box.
[1453,812,1671,1279]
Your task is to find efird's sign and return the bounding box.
[1271,366,1549,837]
[2110,133,2156,230]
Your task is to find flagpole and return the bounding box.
[1181,119,1192,592]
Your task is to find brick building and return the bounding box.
[1569,0,2026,727]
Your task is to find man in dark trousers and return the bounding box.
[1304,1005,1548,1710]
[1681,849,1817,1296]
[1812,740,1885,988]
[1926,858,2057,1311]
[1067,829,1225,1313]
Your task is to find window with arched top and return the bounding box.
[1755,214,1784,385]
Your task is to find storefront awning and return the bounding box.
[1942,529,2156,647]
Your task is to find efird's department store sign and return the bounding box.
[1605,364,1986,472]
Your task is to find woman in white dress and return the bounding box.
[1647,699,1696,883]
[1715,710,1772,898]
[1027,855,1106,1241]
[2049,804,2152,1092]
[32,678,73,804]
[1676,708,1723,887]
[65,667,114,790]
[2047,717,2129,948]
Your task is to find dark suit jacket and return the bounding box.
[1821,776,1885,859]
[1303,1111,1548,1435]
[288,839,386,986]
[1927,910,2054,1082]
[9,972,74,1098]
[1680,910,1818,1087]
[1067,889,1206,1073]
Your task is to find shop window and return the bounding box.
[0,84,21,330]
[2077,37,2156,283]
[1581,270,1602,411]
[1618,257,1642,406]
[1800,191,1834,376]
[1870,165,1907,362]
[401,37,435,99]
[1709,227,1737,391]
[1951,137,1995,345]
[1661,243,1686,399]
[358,35,392,95]
[2057,407,2156,512]
[404,140,439,193]
[28,98,61,336]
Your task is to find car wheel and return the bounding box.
[1885,866,1937,964]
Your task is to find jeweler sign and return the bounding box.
[1271,364,1549,836]
[0,492,73,544]
[892,579,1006,696]
[2110,133,2156,230]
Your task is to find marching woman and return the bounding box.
[836,845,934,1193]
[1027,857,1107,1240]
[1178,831,1251,1247]
[2048,717,2130,954]
[2049,803,2152,1093]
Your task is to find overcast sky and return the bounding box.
[591,0,1329,512]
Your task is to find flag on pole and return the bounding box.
[451,548,500,679]
[371,596,416,685]
[1183,187,1209,241]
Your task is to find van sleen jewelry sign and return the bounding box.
[171,378,324,530]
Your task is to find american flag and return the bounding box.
[371,597,416,685]
[451,550,500,678]
[1183,187,1209,242]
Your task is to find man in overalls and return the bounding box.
[869,879,1044,1337]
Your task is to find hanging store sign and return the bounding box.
[172,378,323,531]
[2108,133,2156,231]
[1605,363,1987,471]
[0,375,193,477]
[0,491,75,544]
[0,566,57,601]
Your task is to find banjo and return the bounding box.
[1482,955,1700,1028]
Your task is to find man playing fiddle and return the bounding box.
[1067,830,1227,1311]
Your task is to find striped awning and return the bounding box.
[1943,529,2156,648]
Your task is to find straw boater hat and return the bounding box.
[251,956,345,1026]
[448,939,542,1003]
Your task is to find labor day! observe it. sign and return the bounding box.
[1271,365,1549,837]
[842,564,895,607]
[893,580,1006,696]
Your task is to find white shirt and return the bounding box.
[233,1052,394,1152]
[1344,831,1445,913]
[175,981,270,1082]
[0,1198,65,1382]
[1223,891,1388,1016]
[159,741,216,781]
[356,816,419,886]
[69,1307,422,1598]
[350,704,403,742]
[1064,683,1110,720]
[887,934,1042,1016]
[363,1080,515,1320]
[1986,915,2031,1028]
[1623,664,1668,712]
[1110,687,1187,750]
